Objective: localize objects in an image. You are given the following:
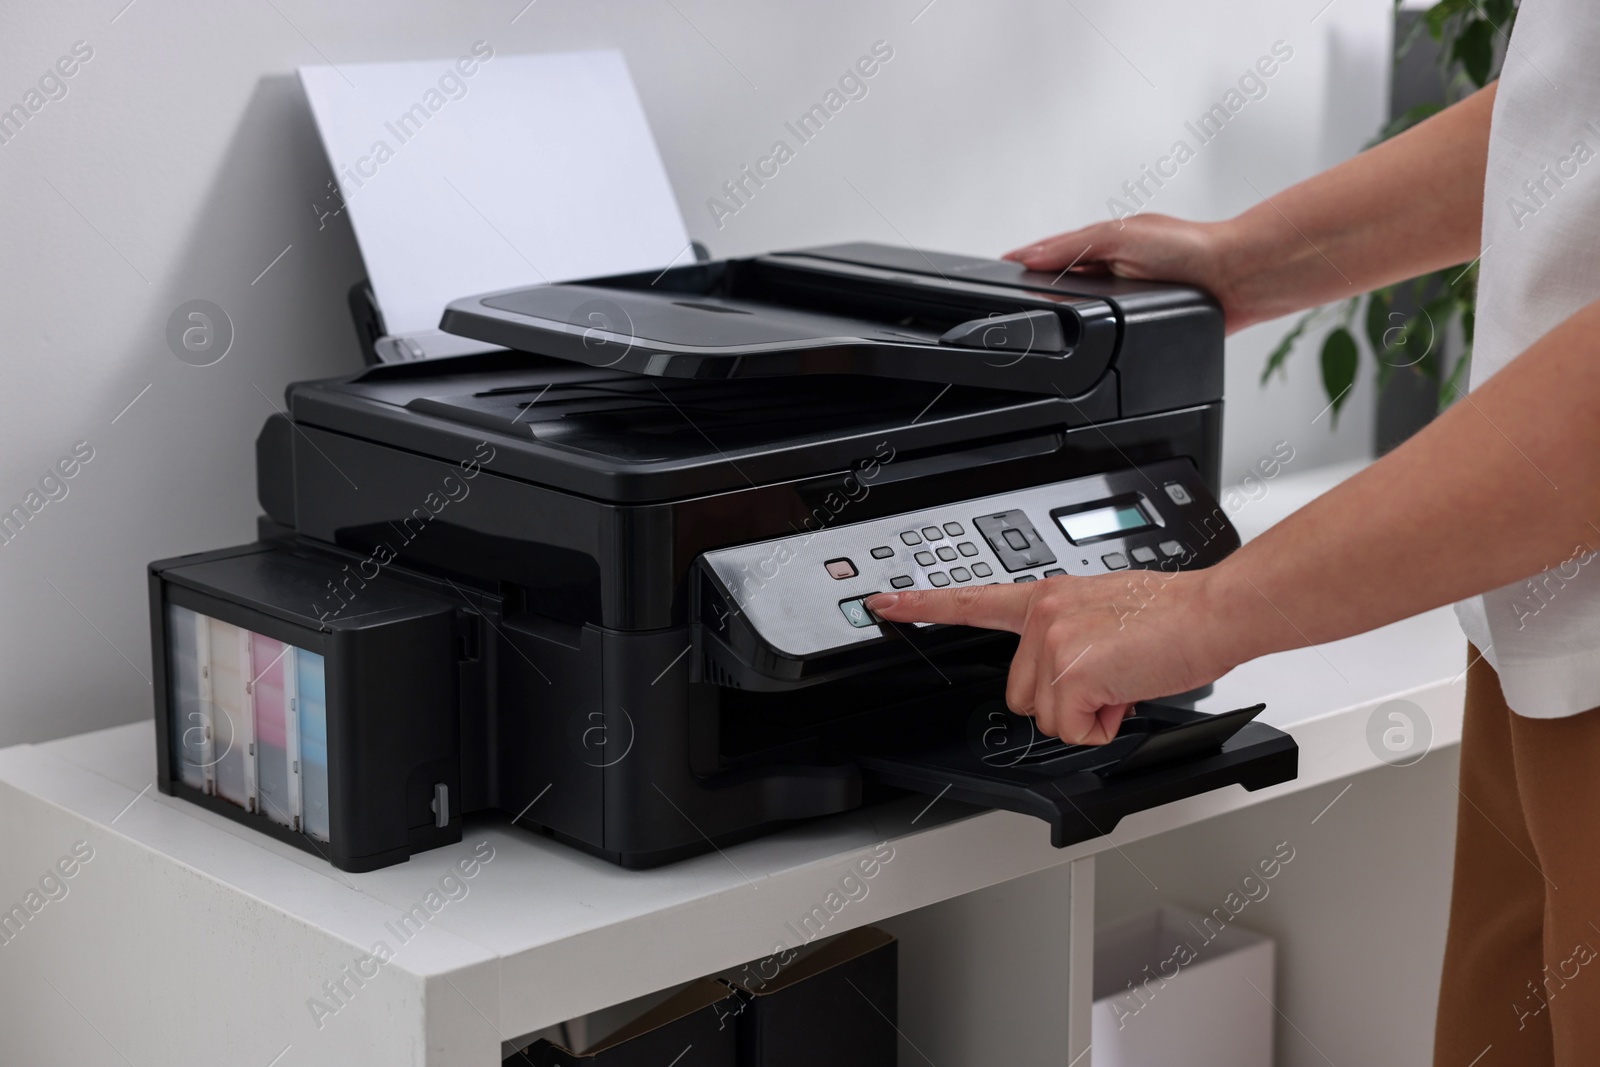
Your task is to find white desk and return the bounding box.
[0,461,1467,1067]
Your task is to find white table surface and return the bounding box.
[0,459,1468,1066]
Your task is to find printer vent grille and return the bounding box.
[701,653,743,690]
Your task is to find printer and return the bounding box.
[147,242,1298,871]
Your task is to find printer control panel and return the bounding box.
[695,458,1239,682]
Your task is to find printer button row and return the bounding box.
[1010,567,1066,584]
[902,526,972,547]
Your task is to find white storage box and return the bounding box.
[1092,905,1275,1067]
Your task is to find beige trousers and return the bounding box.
[1433,647,1600,1066]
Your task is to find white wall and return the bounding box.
[0,0,1390,747]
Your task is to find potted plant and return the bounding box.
[1263,0,1517,452]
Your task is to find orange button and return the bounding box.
[825,558,857,580]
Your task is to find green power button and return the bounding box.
[839,597,878,628]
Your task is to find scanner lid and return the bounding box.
[439,243,1214,397]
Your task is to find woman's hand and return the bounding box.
[1004,215,1268,333]
[1002,85,1498,336]
[864,292,1600,741]
[897,85,1515,739]
[865,569,1244,745]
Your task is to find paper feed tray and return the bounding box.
[441,246,1132,396]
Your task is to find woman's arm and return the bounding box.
[1006,83,1497,333]
[1208,297,1600,659]
[865,297,1600,743]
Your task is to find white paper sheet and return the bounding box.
[300,48,690,337]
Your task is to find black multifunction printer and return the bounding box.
[148,243,1297,871]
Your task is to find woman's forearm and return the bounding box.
[1219,83,1497,326]
[1207,295,1600,666]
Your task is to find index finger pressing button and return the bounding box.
[839,596,880,628]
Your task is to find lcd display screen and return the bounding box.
[1056,501,1153,544]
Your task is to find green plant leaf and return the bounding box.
[1395,9,1432,61]
[1363,288,1393,356]
[1416,295,1457,378]
[1482,0,1515,29]
[1443,259,1477,302]
[1363,289,1395,388]
[1260,308,1320,384]
[1439,347,1472,409]
[1425,0,1473,41]
[1454,18,1495,86]
[1380,291,1453,381]
[1424,3,1449,39]
[1320,327,1359,425]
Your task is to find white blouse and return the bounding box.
[1454,0,1600,716]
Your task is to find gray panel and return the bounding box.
[700,458,1223,660]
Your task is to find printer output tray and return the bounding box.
[854,702,1297,847]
